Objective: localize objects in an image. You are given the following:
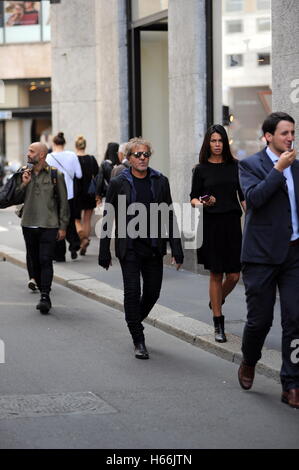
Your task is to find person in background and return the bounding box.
[238,112,299,409]
[190,124,246,343]
[14,142,69,314]
[99,137,184,360]
[111,142,130,178]
[74,135,99,255]
[95,142,119,204]
[46,132,82,261]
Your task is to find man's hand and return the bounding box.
[274,149,297,172]
[171,257,182,270]
[21,170,32,186]
[57,229,66,241]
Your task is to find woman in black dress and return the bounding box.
[190,124,246,342]
[74,135,99,255]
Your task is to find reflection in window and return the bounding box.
[214,0,272,158]
[256,17,271,32]
[226,20,243,33]
[225,0,244,12]
[257,52,270,66]
[226,54,243,67]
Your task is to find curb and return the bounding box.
[0,244,281,382]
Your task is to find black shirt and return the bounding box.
[131,172,154,256]
[190,160,244,215]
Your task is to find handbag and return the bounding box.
[0,171,24,209]
[88,174,98,196]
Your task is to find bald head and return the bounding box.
[27,142,49,166]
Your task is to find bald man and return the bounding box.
[14,141,70,314]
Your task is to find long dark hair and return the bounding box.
[104,142,119,166]
[199,124,235,164]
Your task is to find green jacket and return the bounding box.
[15,165,70,231]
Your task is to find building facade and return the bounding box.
[0,1,52,168]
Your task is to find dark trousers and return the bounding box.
[22,227,58,294]
[242,244,299,391]
[54,198,80,260]
[120,249,163,344]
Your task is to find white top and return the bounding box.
[46,151,82,200]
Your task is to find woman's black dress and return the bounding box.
[77,154,99,211]
[190,160,244,273]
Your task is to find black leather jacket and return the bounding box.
[98,168,184,267]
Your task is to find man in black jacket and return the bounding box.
[98,137,184,359]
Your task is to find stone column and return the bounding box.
[51,0,128,158]
[94,0,129,158]
[272,1,299,134]
[168,0,207,205]
[51,0,97,155]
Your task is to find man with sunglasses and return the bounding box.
[98,137,184,359]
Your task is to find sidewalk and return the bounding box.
[0,237,281,382]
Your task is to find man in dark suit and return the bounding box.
[238,112,299,409]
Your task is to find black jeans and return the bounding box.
[120,249,163,344]
[22,227,58,294]
[242,244,299,391]
[55,198,80,260]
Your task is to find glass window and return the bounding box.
[131,0,168,21]
[257,17,271,32]
[257,52,270,66]
[226,20,243,33]
[213,0,272,158]
[225,0,244,12]
[226,54,243,67]
[256,0,271,10]
[4,1,41,43]
[42,0,51,41]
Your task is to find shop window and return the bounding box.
[131,0,168,21]
[213,0,272,158]
[226,20,243,34]
[257,52,271,66]
[1,1,50,43]
[257,17,271,32]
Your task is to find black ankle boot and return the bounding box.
[213,315,227,343]
[36,293,52,314]
[134,341,149,359]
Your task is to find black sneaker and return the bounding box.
[36,294,52,314]
[134,342,149,359]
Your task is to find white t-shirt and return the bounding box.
[46,151,82,200]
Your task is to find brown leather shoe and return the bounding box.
[281,389,299,409]
[238,361,255,390]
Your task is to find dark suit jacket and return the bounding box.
[239,148,299,264]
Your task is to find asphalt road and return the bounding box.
[0,257,298,449]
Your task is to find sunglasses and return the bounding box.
[130,151,151,159]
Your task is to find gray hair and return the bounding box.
[118,142,128,154]
[126,137,153,157]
